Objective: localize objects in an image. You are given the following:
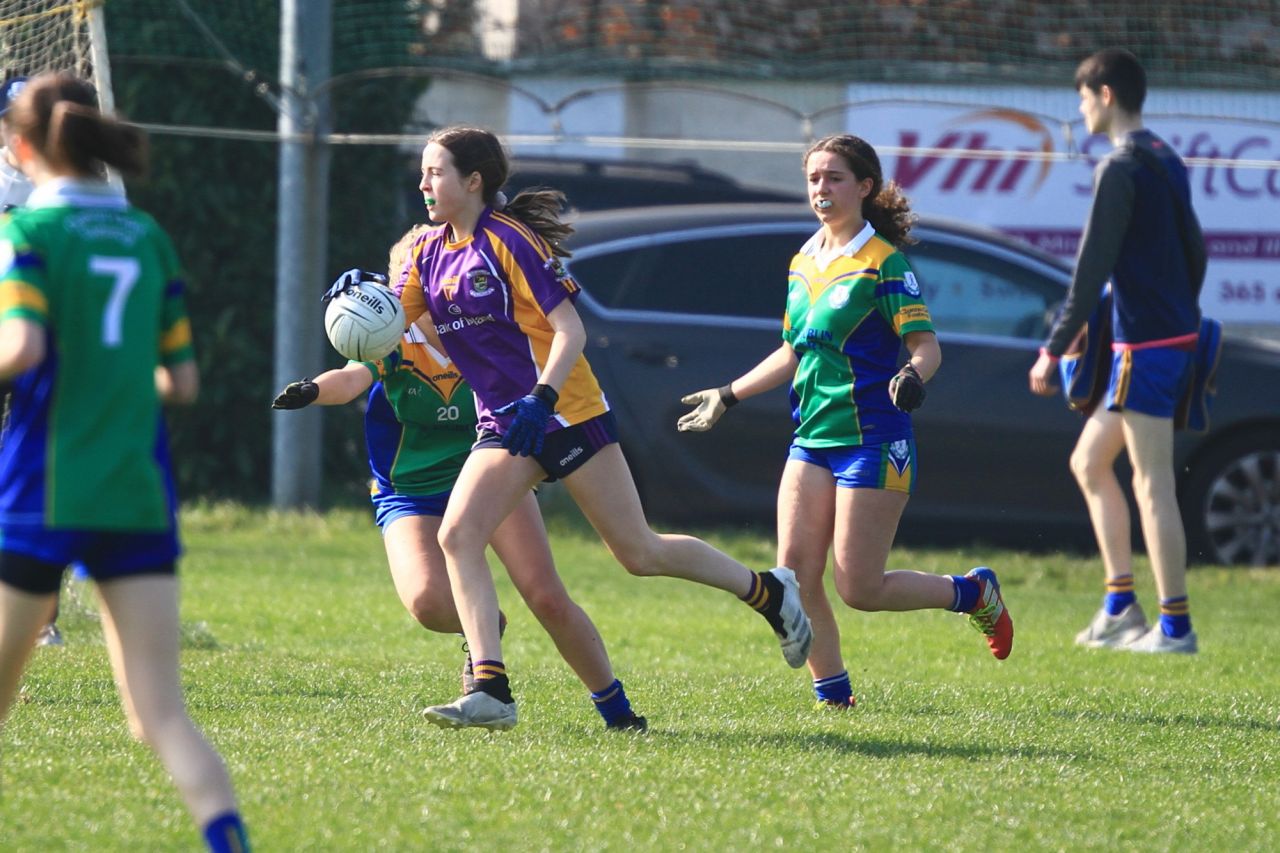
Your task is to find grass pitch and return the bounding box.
[2,502,1277,850]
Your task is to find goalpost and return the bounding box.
[0,1,119,190]
[0,0,114,109]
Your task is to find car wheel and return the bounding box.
[1182,430,1280,566]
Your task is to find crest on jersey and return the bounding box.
[466,270,494,297]
[888,439,912,475]
[903,271,921,297]
[828,284,852,309]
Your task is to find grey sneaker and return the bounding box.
[769,567,813,669]
[1125,624,1198,655]
[422,691,518,731]
[35,624,64,647]
[1074,603,1148,648]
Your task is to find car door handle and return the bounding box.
[627,343,679,368]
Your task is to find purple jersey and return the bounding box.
[394,208,609,433]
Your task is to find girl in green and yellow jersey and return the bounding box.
[680,135,1016,711]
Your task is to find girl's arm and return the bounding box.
[272,361,375,409]
[536,298,587,394]
[156,360,199,405]
[888,330,941,413]
[0,318,44,380]
[902,330,941,381]
[677,343,798,433]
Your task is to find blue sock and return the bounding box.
[813,671,853,705]
[947,575,980,613]
[591,679,634,726]
[1104,574,1136,616]
[203,811,249,853]
[1159,596,1191,638]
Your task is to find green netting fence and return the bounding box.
[100,0,1280,90]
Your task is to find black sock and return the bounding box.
[742,570,785,632]
[471,661,513,703]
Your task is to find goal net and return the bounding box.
[0,0,99,81]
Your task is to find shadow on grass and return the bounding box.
[667,728,1088,762]
[1051,708,1277,734]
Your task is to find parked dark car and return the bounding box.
[561,203,1280,566]
[504,156,802,212]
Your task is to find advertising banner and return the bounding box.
[845,100,1280,325]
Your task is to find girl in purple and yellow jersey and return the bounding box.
[271,227,645,732]
[0,74,248,853]
[393,126,813,731]
[679,135,1015,712]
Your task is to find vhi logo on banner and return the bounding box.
[851,102,1280,325]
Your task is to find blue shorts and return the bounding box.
[1105,347,1194,418]
[0,526,180,594]
[788,438,917,493]
[475,411,619,482]
[371,488,451,531]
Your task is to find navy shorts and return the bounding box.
[1104,347,1193,418]
[788,438,917,493]
[370,488,451,531]
[0,526,180,594]
[475,410,619,481]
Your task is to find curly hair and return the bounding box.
[427,126,573,257]
[804,134,916,247]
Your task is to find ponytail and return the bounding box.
[8,72,148,179]
[50,101,147,178]
[505,188,573,258]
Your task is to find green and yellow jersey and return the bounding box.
[783,223,934,448]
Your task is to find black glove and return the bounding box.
[494,384,558,457]
[272,379,319,410]
[322,268,389,304]
[888,363,926,412]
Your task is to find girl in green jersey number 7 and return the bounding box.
[0,73,249,852]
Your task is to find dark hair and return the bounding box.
[804,134,916,247]
[1074,48,1146,114]
[427,126,572,257]
[7,72,146,178]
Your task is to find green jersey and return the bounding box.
[782,225,934,448]
[0,180,192,531]
[361,331,476,496]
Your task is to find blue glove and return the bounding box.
[322,268,388,303]
[494,384,559,457]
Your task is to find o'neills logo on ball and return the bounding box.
[351,288,386,314]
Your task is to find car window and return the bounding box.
[568,233,801,319]
[905,243,1063,339]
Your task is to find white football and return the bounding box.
[324,281,406,361]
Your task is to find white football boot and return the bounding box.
[769,567,813,668]
[1074,602,1148,649]
[1125,624,1198,655]
[422,691,518,731]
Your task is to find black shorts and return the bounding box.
[0,549,176,595]
[475,410,619,481]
